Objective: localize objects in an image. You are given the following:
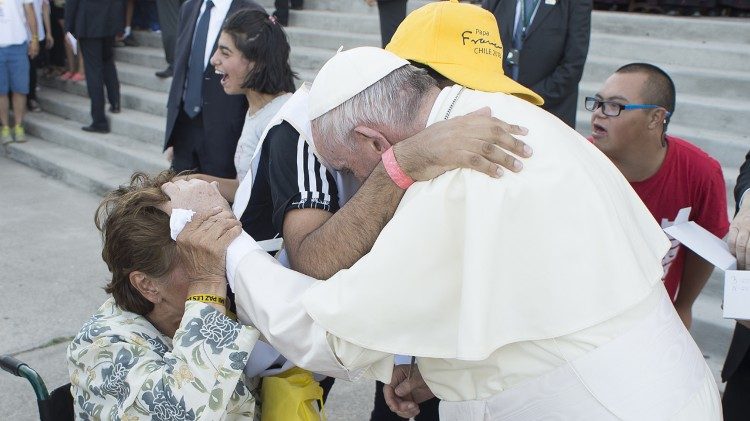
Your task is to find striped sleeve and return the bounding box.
[267,121,340,234]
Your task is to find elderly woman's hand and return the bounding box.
[176,208,242,300]
[394,107,531,181]
[162,178,231,215]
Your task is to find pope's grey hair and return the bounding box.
[312,64,437,154]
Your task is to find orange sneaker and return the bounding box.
[70,73,85,82]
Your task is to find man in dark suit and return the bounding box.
[722,149,750,421]
[164,0,264,178]
[65,0,124,133]
[482,0,592,128]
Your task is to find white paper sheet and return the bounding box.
[663,221,736,271]
[724,270,750,320]
[663,221,749,319]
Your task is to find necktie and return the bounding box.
[511,0,537,81]
[183,0,214,118]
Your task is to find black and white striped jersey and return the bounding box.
[239,121,340,241]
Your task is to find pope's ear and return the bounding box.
[354,126,390,153]
[129,271,161,304]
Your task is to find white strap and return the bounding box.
[257,238,283,253]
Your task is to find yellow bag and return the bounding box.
[260,367,325,421]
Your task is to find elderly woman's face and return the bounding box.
[156,264,192,320]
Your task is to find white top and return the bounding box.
[0,0,33,47]
[234,93,293,182]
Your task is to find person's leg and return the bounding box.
[79,38,107,130]
[11,93,27,127]
[723,352,750,421]
[319,377,335,403]
[7,43,30,142]
[0,46,11,131]
[28,54,38,102]
[0,94,9,127]
[155,0,180,75]
[124,0,135,37]
[101,36,120,110]
[273,0,290,25]
[58,19,76,77]
[377,0,407,48]
[76,53,85,77]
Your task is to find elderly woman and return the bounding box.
[67,171,257,420]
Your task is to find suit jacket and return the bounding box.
[164,0,264,171]
[65,0,124,39]
[483,0,592,128]
[722,149,750,383]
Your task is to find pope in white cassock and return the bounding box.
[167,47,722,420]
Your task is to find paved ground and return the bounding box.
[0,154,736,420]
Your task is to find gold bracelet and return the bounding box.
[187,294,226,306]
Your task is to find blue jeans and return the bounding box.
[0,43,30,95]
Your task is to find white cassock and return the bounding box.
[222,85,722,420]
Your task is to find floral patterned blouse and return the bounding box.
[67,298,261,421]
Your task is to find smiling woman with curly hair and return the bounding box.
[66,171,260,421]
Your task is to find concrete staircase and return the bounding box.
[1,0,747,390]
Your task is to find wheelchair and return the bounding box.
[0,355,74,421]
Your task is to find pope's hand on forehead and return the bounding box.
[161,178,231,214]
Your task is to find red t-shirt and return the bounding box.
[629,136,729,300]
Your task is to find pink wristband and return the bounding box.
[382,146,414,190]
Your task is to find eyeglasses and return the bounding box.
[584,97,671,118]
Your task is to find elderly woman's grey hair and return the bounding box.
[312,64,437,153]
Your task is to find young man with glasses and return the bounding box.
[587,62,729,330]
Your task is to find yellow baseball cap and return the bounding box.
[385,0,544,106]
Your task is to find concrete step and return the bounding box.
[256,0,432,15]
[289,9,380,34]
[114,46,166,70]
[39,75,169,118]
[1,136,133,196]
[581,56,750,102]
[591,11,750,44]
[589,33,750,72]
[117,61,174,94]
[285,26,381,50]
[35,88,165,147]
[130,29,165,49]
[23,112,165,174]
